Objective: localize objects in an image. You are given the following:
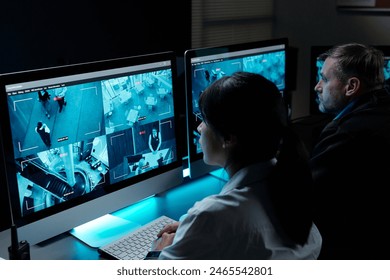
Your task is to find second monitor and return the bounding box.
[184,38,289,179]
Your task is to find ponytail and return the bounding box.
[267,126,314,245]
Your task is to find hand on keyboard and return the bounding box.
[152,221,179,250]
[156,221,180,237]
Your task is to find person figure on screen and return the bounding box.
[148,127,161,154]
[54,87,67,113]
[135,157,149,175]
[384,59,390,91]
[35,121,51,148]
[38,90,51,119]
[146,72,322,260]
[310,43,390,260]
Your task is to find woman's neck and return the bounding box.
[224,161,243,178]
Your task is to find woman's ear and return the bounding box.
[345,77,360,97]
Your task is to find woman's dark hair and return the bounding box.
[199,72,313,245]
[199,72,287,164]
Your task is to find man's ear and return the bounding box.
[345,77,360,97]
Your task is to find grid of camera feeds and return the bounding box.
[6,64,178,218]
[189,49,286,154]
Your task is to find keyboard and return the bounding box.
[98,215,177,260]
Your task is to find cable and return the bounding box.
[0,129,31,260]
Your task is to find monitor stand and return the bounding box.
[69,214,140,248]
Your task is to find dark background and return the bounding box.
[0,1,191,232]
[0,1,190,73]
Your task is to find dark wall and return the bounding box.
[0,1,190,73]
[0,1,191,232]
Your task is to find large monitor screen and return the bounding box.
[0,51,184,247]
[184,38,289,179]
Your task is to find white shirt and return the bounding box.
[159,160,322,259]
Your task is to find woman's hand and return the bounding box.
[152,221,180,250]
[157,221,180,237]
[152,232,176,250]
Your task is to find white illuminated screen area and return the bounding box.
[0,52,184,249]
[184,38,288,180]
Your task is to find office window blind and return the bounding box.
[191,0,274,48]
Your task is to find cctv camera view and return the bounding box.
[189,49,286,154]
[6,63,178,217]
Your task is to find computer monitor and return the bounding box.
[184,38,289,179]
[310,45,390,115]
[0,51,183,250]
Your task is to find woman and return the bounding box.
[148,127,162,154]
[148,72,322,259]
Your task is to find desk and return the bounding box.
[128,149,169,174]
[135,84,145,95]
[157,88,169,99]
[145,96,157,110]
[119,90,132,104]
[145,77,155,87]
[143,148,169,167]
[0,173,225,259]
[126,109,139,126]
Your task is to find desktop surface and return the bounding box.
[1,172,226,260]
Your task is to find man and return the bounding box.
[38,90,51,119]
[54,87,67,113]
[310,43,390,259]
